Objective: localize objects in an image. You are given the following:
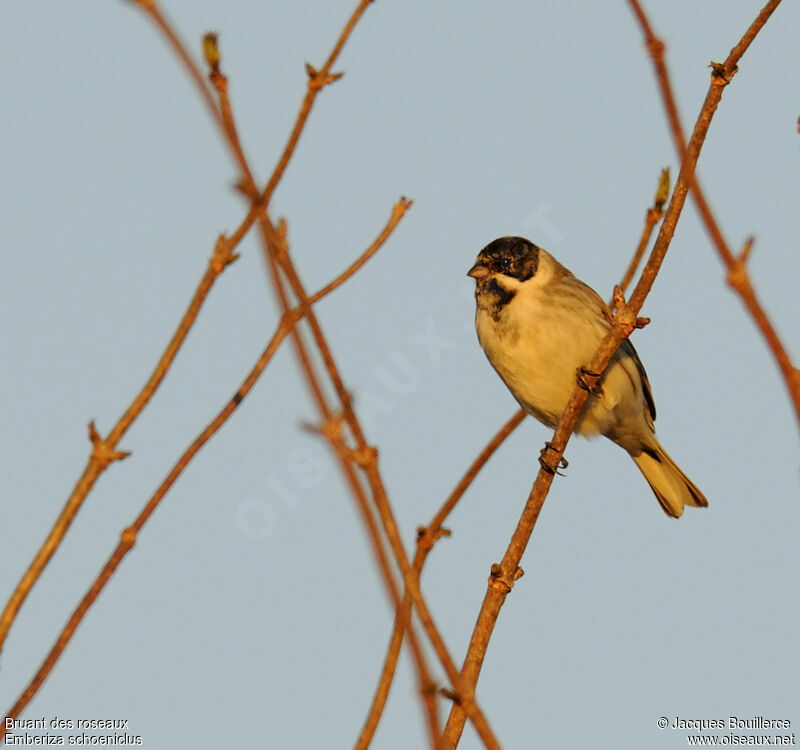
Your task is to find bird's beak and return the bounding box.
[467,263,489,280]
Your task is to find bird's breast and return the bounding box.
[475,288,609,429]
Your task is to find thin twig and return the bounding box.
[249,84,500,740]
[203,17,450,746]
[2,323,286,732]
[257,221,446,747]
[260,221,502,747]
[136,0,222,131]
[0,0,260,662]
[3,0,442,743]
[222,31,444,737]
[616,168,669,298]
[211,6,501,742]
[0,202,411,737]
[627,0,799,426]
[356,409,527,750]
[138,0,372,265]
[442,3,782,744]
[258,0,372,206]
[312,199,413,301]
[0,229,239,658]
[129,4,455,744]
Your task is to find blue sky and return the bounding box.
[2,2,798,748]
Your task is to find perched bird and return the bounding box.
[468,236,707,518]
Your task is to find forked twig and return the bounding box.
[0,221,239,657]
[258,221,448,746]
[131,3,497,744]
[356,409,527,749]
[627,0,799,426]
[1,202,412,737]
[616,168,670,298]
[204,26,446,742]
[442,2,783,744]
[258,214,499,748]
[361,163,671,749]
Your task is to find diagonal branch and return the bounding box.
[616,168,669,299]
[442,2,783,744]
[356,409,527,750]
[204,22,449,742]
[259,210,500,748]
[257,218,448,746]
[134,0,374,261]
[201,6,500,744]
[0,0,370,657]
[627,0,798,426]
[0,201,412,738]
[0,221,239,659]
[361,159,673,747]
[162,8,476,744]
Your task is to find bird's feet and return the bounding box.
[576,366,604,397]
[539,441,568,476]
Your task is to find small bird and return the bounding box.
[468,236,707,518]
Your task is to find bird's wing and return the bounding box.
[620,338,656,422]
[573,275,657,422]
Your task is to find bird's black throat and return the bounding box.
[478,278,516,321]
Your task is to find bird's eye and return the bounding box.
[498,257,512,272]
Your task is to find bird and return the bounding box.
[468,235,707,518]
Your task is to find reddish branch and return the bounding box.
[4,1,501,747]
[257,202,500,749]
[0,203,413,740]
[356,409,527,749]
[442,2,784,745]
[0,214,239,658]
[627,0,798,427]
[207,7,503,745]
[207,20,459,745]
[617,168,669,298]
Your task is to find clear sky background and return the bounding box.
[2,2,799,748]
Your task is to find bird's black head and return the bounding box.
[467,236,540,282]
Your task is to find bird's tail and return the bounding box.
[631,440,708,518]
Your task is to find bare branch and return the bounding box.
[442,3,784,744]
[356,409,527,750]
[616,168,669,299]
[0,226,239,657]
[121,5,465,743]
[0,200,411,736]
[628,0,799,426]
